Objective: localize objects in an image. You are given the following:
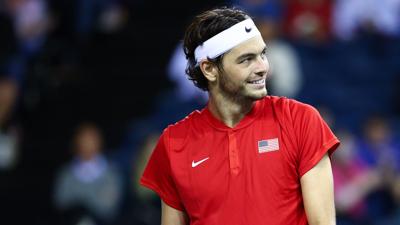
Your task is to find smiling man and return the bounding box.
[140,7,340,225]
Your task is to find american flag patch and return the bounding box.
[258,138,279,153]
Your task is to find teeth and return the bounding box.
[250,79,264,84]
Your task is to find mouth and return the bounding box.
[247,78,266,90]
[247,78,266,89]
[248,79,265,85]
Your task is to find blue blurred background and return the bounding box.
[0,0,400,224]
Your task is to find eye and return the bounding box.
[260,50,267,60]
[239,57,251,64]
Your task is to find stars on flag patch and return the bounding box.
[258,138,279,153]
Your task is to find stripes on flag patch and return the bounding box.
[258,138,279,153]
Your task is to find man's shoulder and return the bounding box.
[265,96,319,126]
[171,109,202,127]
[164,109,202,137]
[161,110,203,151]
[267,95,316,113]
[268,95,301,106]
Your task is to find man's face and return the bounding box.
[216,35,269,101]
[75,126,102,161]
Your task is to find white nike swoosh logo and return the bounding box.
[191,157,209,168]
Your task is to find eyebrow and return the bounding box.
[236,46,267,63]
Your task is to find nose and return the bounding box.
[254,55,269,77]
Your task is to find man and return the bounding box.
[140,7,340,225]
[54,122,123,224]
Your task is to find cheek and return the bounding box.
[233,69,251,84]
[222,65,252,86]
[264,57,270,73]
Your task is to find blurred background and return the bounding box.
[0,0,400,224]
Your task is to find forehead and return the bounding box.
[224,35,266,59]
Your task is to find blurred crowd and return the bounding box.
[0,0,400,225]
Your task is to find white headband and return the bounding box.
[194,18,261,66]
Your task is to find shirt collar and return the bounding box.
[201,97,265,131]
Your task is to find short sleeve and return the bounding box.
[140,129,185,210]
[290,101,340,177]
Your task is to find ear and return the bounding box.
[199,60,218,82]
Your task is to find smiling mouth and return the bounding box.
[248,79,265,84]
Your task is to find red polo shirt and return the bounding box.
[140,96,340,225]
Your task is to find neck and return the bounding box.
[207,91,255,128]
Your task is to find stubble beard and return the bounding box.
[218,73,267,103]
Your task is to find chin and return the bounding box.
[248,93,267,101]
[248,89,267,100]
